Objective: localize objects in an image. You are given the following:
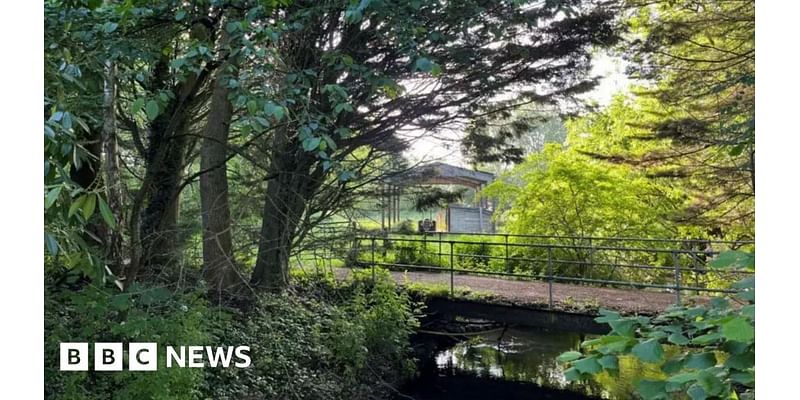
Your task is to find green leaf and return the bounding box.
[145,100,160,121]
[131,98,145,114]
[666,372,698,384]
[696,370,724,395]
[334,102,354,115]
[636,379,667,400]
[687,384,707,400]
[741,304,755,319]
[736,290,755,302]
[733,276,755,289]
[662,356,685,374]
[264,101,286,121]
[596,335,632,354]
[414,57,434,72]
[226,21,240,33]
[82,194,96,220]
[430,63,442,76]
[729,371,755,386]
[45,232,59,256]
[303,137,321,152]
[608,318,638,337]
[684,352,716,369]
[557,351,582,363]
[595,309,621,323]
[709,250,754,270]
[344,9,363,23]
[631,339,663,363]
[691,332,722,345]
[110,294,131,311]
[68,195,86,218]
[563,367,581,382]
[97,195,116,229]
[598,354,618,370]
[667,333,689,345]
[103,22,118,33]
[62,112,73,130]
[175,10,187,21]
[724,351,754,370]
[573,357,602,374]
[721,317,754,342]
[45,186,62,209]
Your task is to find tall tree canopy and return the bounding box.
[582,0,755,232]
[45,0,622,293]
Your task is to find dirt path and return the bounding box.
[333,268,693,315]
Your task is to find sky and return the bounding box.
[404,52,631,167]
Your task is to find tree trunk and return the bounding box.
[138,133,188,275]
[200,59,240,295]
[251,133,317,292]
[101,60,124,274]
[124,20,216,286]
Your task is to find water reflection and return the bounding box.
[405,326,667,399]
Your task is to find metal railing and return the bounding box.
[348,233,753,308]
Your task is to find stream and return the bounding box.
[398,323,665,400]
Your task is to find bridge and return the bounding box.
[304,230,753,318]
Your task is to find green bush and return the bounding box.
[45,283,210,400]
[207,271,418,399]
[46,270,419,400]
[558,251,755,400]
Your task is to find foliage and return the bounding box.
[44,0,120,283]
[568,94,755,237]
[558,251,755,400]
[45,270,419,400]
[484,143,683,240]
[464,107,568,165]
[578,0,756,232]
[45,283,210,400]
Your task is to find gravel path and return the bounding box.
[334,268,694,315]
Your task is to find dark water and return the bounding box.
[399,326,666,400]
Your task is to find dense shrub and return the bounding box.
[45,283,209,400]
[45,271,419,400]
[207,271,419,399]
[558,251,755,400]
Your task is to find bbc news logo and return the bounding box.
[60,343,251,371]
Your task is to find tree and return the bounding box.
[578,0,755,235]
[483,143,684,240]
[45,1,121,284]
[243,0,621,291]
[199,13,244,296]
[44,0,623,293]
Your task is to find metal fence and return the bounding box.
[347,232,753,308]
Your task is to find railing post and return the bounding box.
[438,232,443,267]
[672,251,681,306]
[547,246,554,309]
[504,234,510,272]
[371,237,376,283]
[423,233,427,261]
[450,241,455,297]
